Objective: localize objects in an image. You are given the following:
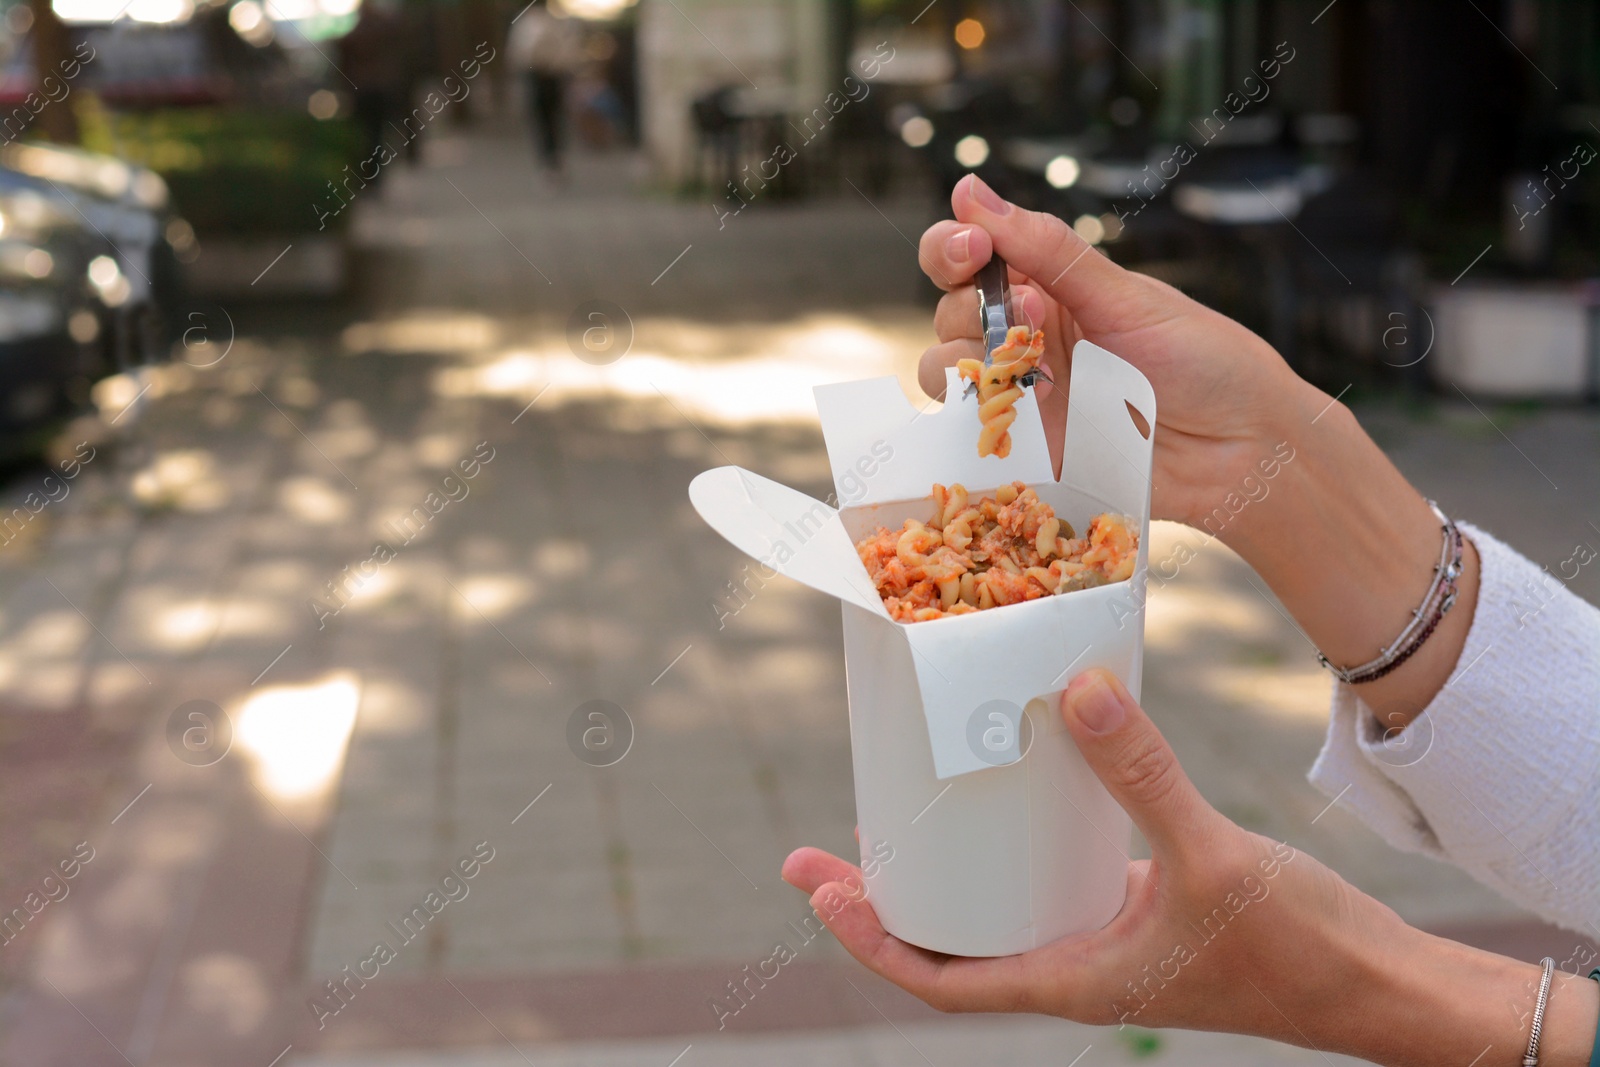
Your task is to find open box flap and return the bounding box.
[814,370,1053,507]
[1057,340,1157,518]
[688,466,889,618]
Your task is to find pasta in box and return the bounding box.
[689,341,1154,957]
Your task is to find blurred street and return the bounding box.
[0,124,1597,1067]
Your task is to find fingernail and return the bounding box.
[967,175,1011,215]
[946,227,971,263]
[1069,672,1126,735]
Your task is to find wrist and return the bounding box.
[1326,923,1553,1067]
[1211,384,1476,723]
[1219,383,1421,578]
[1221,388,1436,636]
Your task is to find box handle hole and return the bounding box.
[1125,400,1151,440]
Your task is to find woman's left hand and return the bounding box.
[781,671,1587,1065]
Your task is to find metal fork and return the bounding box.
[963,252,1051,399]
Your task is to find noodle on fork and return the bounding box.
[956,326,1045,459]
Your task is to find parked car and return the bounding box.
[0,142,186,449]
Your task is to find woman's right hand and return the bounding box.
[919,176,1481,720]
[917,174,1320,529]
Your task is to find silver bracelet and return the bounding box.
[1524,956,1556,1066]
[1316,500,1463,685]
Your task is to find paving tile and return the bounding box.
[628,861,802,962]
[444,865,624,961]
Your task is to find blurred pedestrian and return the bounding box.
[507,0,584,176]
[572,67,625,150]
[339,0,419,170]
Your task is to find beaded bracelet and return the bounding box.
[1317,500,1463,686]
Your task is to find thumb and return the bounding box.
[1060,669,1217,857]
[952,174,1175,336]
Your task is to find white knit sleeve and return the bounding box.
[1308,522,1600,932]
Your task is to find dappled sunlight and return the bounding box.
[532,540,591,578]
[350,676,429,736]
[152,600,222,652]
[3,609,87,655]
[1144,579,1278,649]
[734,646,837,697]
[342,312,501,355]
[273,376,320,408]
[91,363,204,423]
[234,559,320,591]
[0,663,79,707]
[643,314,921,365]
[413,433,470,468]
[454,574,533,619]
[119,803,215,869]
[525,606,591,652]
[208,597,297,644]
[709,580,816,638]
[767,320,906,365]
[1142,525,1283,652]
[366,502,444,547]
[130,450,230,512]
[88,662,151,707]
[234,674,360,801]
[127,588,292,654]
[315,400,380,460]
[36,906,144,995]
[1132,526,1333,724]
[278,476,353,525]
[179,953,271,1035]
[431,314,918,428]
[337,565,402,611]
[0,610,87,701]
[92,371,147,420]
[1196,664,1332,723]
[222,362,269,397]
[436,349,863,426]
[313,425,379,462]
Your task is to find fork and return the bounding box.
[962,252,1052,399]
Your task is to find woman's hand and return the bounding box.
[918,174,1315,528]
[782,670,1599,1066]
[785,669,1391,1036]
[920,176,1480,724]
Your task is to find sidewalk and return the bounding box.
[0,127,1593,1067]
[296,1015,1373,1067]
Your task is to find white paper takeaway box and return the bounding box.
[689,341,1155,957]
